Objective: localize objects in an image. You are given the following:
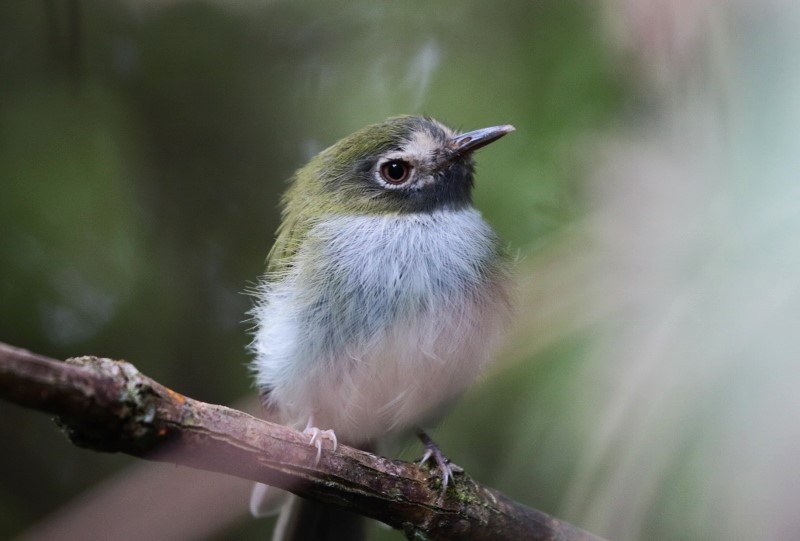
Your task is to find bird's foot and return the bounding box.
[417,430,462,495]
[303,419,338,465]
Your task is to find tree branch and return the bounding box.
[0,341,603,541]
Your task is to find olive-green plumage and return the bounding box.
[249,115,514,541]
[267,116,477,274]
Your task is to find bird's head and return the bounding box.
[292,115,514,216]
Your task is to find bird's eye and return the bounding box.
[379,160,412,185]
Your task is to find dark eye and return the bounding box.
[379,160,412,184]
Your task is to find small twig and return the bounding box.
[0,341,604,541]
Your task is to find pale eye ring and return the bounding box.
[379,159,412,185]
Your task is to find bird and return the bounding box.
[248,115,513,540]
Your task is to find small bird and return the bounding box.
[249,115,513,540]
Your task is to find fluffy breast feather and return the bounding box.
[250,208,510,445]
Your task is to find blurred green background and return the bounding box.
[0,2,625,539]
[5,1,800,540]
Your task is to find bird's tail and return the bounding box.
[252,440,376,540]
[271,495,366,541]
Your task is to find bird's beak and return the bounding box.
[449,124,515,156]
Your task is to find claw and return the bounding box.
[302,418,337,465]
[417,430,459,495]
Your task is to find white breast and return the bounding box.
[250,208,509,444]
